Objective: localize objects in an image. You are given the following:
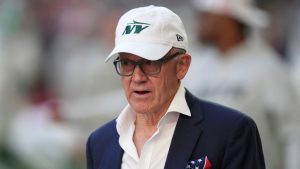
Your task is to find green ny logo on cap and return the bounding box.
[122,20,150,35]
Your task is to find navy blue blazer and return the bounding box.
[86,90,265,169]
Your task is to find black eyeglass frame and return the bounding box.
[113,52,184,76]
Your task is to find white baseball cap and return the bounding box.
[105,5,188,62]
[192,0,269,28]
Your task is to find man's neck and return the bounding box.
[133,97,172,156]
[133,112,165,156]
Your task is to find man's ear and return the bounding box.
[176,54,191,80]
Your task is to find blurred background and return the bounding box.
[0,0,299,169]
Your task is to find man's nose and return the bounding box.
[132,65,147,82]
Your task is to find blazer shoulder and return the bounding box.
[186,89,255,127]
[88,119,118,146]
[86,119,123,169]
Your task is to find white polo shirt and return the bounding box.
[116,84,191,169]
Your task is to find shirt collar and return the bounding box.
[166,83,191,117]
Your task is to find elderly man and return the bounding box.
[86,5,265,169]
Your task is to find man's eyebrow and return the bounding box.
[119,57,148,63]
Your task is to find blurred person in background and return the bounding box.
[0,0,97,168]
[286,2,300,169]
[38,0,127,133]
[184,0,297,169]
[0,0,42,168]
[7,76,84,169]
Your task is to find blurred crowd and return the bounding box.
[0,0,299,169]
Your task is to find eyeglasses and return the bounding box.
[113,52,184,76]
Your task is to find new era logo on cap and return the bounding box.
[176,34,184,41]
[122,20,150,35]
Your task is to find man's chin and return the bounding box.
[130,102,151,114]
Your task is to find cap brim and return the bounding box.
[105,42,172,62]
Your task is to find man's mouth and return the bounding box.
[134,90,151,95]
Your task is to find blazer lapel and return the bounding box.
[106,143,123,169]
[100,122,124,169]
[164,90,205,169]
